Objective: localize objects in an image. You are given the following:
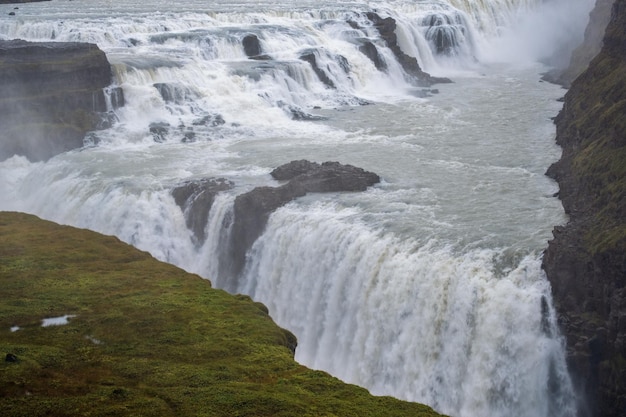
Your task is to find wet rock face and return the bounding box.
[422,13,462,56]
[172,178,234,245]
[224,160,380,290]
[242,34,262,57]
[358,40,387,72]
[365,12,451,86]
[0,40,112,162]
[299,51,336,89]
[542,1,626,416]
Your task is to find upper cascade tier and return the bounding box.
[0,0,593,143]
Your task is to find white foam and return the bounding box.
[41,315,76,327]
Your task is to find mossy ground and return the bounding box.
[0,211,444,417]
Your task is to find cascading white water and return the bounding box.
[0,0,595,416]
[240,203,574,417]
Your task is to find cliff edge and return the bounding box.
[0,40,113,162]
[0,211,444,417]
[542,0,626,415]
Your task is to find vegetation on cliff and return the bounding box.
[544,0,613,87]
[543,0,626,415]
[0,211,444,417]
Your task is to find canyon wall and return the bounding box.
[0,40,113,162]
[543,0,626,415]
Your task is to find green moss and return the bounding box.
[560,46,626,255]
[0,212,444,417]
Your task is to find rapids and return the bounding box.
[0,0,595,416]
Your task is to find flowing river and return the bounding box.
[0,0,595,416]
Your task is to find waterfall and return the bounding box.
[0,0,593,416]
[234,202,576,417]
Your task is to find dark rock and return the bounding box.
[336,54,351,74]
[347,20,360,30]
[181,130,196,143]
[409,89,434,98]
[225,161,380,288]
[172,178,234,245]
[5,353,17,363]
[275,101,326,121]
[96,111,118,130]
[154,82,196,104]
[542,0,612,87]
[8,11,15,15]
[270,160,321,181]
[0,40,112,162]
[108,86,125,109]
[287,107,326,121]
[542,1,626,416]
[359,41,387,71]
[149,122,169,142]
[300,51,335,89]
[242,34,262,58]
[248,54,272,61]
[365,12,451,86]
[192,114,225,127]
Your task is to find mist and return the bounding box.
[481,0,596,67]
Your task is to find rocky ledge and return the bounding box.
[172,178,234,245]
[364,12,452,87]
[169,161,380,291]
[0,39,114,162]
[542,0,626,415]
[227,161,380,286]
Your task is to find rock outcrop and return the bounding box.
[172,178,234,245]
[542,1,626,415]
[358,40,387,71]
[0,40,113,162]
[242,34,262,57]
[365,12,451,86]
[299,51,337,89]
[224,160,380,290]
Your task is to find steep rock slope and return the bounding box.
[544,0,613,87]
[0,40,113,162]
[0,211,444,417]
[542,0,626,415]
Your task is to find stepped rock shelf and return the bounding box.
[0,211,445,417]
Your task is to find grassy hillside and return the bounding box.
[0,211,444,417]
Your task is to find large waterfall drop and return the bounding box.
[0,0,595,416]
